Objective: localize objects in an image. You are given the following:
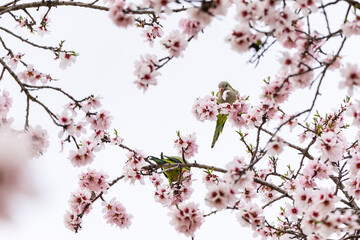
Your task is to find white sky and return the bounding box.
[1,1,359,240]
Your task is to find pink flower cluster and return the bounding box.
[168,202,204,238]
[56,96,119,167]
[133,54,160,91]
[340,63,360,95]
[109,0,134,28]
[68,140,96,167]
[0,125,33,219]
[122,150,147,184]
[142,24,163,47]
[161,30,188,58]
[64,190,92,232]
[316,130,347,163]
[18,64,51,85]
[4,52,22,70]
[79,168,109,193]
[174,132,198,159]
[102,197,133,229]
[151,171,193,206]
[223,156,253,189]
[237,202,265,230]
[205,182,237,210]
[0,90,12,119]
[27,125,49,158]
[192,95,218,121]
[226,24,263,53]
[179,18,202,37]
[87,110,113,131]
[341,16,360,37]
[59,52,77,69]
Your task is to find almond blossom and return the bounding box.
[205,182,237,210]
[102,197,133,229]
[133,54,160,91]
[59,52,77,69]
[168,202,204,238]
[340,63,360,94]
[0,90,12,119]
[79,168,109,193]
[192,95,219,121]
[161,30,188,58]
[27,125,49,158]
[174,132,198,159]
[109,0,134,28]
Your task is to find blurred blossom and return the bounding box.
[0,125,33,219]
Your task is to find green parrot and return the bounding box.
[149,155,190,187]
[211,81,239,148]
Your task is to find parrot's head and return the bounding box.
[218,81,230,95]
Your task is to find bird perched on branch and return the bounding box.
[149,155,190,187]
[211,81,239,148]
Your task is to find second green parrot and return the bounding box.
[211,81,239,148]
[149,155,190,187]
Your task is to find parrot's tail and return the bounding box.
[211,114,228,148]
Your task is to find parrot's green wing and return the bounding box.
[149,156,190,187]
[211,114,228,148]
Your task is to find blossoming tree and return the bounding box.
[2,0,360,239]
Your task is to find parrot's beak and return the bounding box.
[220,87,224,94]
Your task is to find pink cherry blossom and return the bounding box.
[192,95,219,121]
[154,184,172,205]
[316,130,347,162]
[59,52,76,69]
[205,182,237,210]
[81,95,103,112]
[79,168,109,192]
[0,126,32,218]
[102,197,133,229]
[267,137,284,156]
[4,52,22,70]
[174,132,198,159]
[278,52,298,72]
[342,17,360,37]
[179,18,202,37]
[161,30,188,58]
[187,7,212,27]
[64,210,82,232]
[293,188,314,210]
[347,100,360,127]
[149,173,163,187]
[226,97,250,128]
[27,125,49,158]
[86,110,113,131]
[237,202,265,230]
[339,63,360,95]
[141,24,163,47]
[68,145,95,167]
[223,156,252,188]
[18,64,47,85]
[168,202,204,238]
[284,203,300,222]
[151,0,174,14]
[109,0,134,28]
[345,176,360,200]
[0,90,12,119]
[261,74,292,105]
[68,190,92,215]
[133,54,160,91]
[203,171,221,187]
[226,24,262,53]
[122,165,145,185]
[294,0,320,15]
